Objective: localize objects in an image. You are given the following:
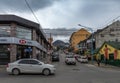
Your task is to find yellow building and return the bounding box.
[95,41,120,60]
[69,28,91,53]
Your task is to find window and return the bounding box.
[110,28,114,32]
[19,60,29,64]
[0,26,11,37]
[19,60,39,64]
[29,60,39,64]
[109,34,115,36]
[16,26,32,40]
[100,34,104,37]
[109,53,114,61]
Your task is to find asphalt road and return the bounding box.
[0,52,120,83]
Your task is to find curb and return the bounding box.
[91,62,120,70]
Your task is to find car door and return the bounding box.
[18,60,32,73]
[28,60,43,73]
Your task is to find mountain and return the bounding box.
[53,40,65,47]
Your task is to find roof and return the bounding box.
[0,15,39,28]
[94,48,100,54]
[95,41,120,55]
[106,41,120,50]
[95,20,120,34]
[0,15,48,42]
[69,32,76,42]
[69,28,91,43]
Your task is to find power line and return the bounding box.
[24,0,40,24]
[24,0,48,40]
[101,16,120,29]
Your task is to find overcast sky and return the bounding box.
[0,0,120,42]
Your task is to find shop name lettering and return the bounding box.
[27,41,32,44]
[0,39,7,41]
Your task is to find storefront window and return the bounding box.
[0,26,11,37]
[17,46,32,59]
[16,26,32,40]
[0,45,10,65]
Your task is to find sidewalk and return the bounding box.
[89,61,120,70]
[0,65,6,72]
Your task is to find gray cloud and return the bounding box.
[0,0,57,12]
[43,28,77,36]
[43,28,78,42]
[0,0,120,42]
[80,0,120,18]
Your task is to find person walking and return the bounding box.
[97,59,101,66]
[97,53,101,67]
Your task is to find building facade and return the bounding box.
[0,15,50,65]
[69,28,91,53]
[95,21,120,49]
[95,41,120,66]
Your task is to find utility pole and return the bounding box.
[46,33,53,63]
[49,33,52,63]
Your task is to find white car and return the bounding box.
[78,56,88,63]
[65,55,76,65]
[6,59,56,76]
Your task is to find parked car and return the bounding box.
[52,53,60,61]
[6,59,56,76]
[78,56,88,63]
[65,55,76,65]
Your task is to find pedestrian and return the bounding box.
[97,59,101,66]
[97,53,101,66]
[74,54,78,61]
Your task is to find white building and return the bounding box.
[95,20,120,48]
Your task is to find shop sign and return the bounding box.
[0,39,7,41]
[19,39,26,44]
[26,41,32,45]
[0,38,10,43]
[25,47,32,52]
[0,37,47,52]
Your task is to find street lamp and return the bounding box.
[78,24,94,64]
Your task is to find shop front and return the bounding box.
[0,15,48,65]
[0,44,10,65]
[17,45,32,60]
[0,37,46,64]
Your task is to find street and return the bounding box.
[0,52,120,83]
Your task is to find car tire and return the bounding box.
[12,68,20,75]
[42,69,50,76]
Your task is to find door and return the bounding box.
[28,60,43,73]
[18,60,33,73]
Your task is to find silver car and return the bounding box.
[6,59,56,76]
